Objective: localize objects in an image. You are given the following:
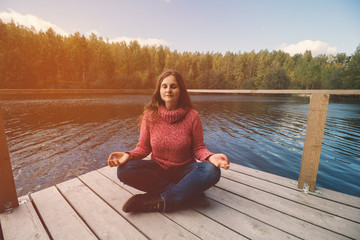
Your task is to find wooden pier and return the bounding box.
[1,89,360,239]
[1,163,359,240]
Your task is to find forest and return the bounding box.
[1,20,359,90]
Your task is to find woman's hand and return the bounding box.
[209,153,230,170]
[107,152,130,167]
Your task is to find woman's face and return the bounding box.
[160,75,180,110]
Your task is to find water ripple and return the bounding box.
[1,94,359,197]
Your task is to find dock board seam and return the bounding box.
[3,164,358,240]
[76,175,151,239]
[28,194,53,240]
[0,222,4,240]
[215,179,359,239]
[191,206,250,239]
[220,174,359,224]
[54,183,100,239]
[211,186,354,240]
[160,212,202,239]
[94,170,202,239]
[97,166,358,238]
[229,168,360,208]
[98,167,299,239]
[204,195,301,239]
[228,168,301,192]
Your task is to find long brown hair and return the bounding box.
[139,70,193,127]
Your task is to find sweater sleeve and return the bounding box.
[192,111,214,161]
[126,112,152,160]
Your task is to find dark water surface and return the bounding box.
[1,94,359,197]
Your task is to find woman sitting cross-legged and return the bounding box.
[107,69,230,212]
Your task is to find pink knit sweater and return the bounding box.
[126,105,214,169]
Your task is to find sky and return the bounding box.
[0,0,359,57]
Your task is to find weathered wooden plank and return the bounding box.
[120,181,290,240]
[97,165,360,239]
[187,89,360,95]
[299,93,330,192]
[216,177,360,239]
[100,166,296,240]
[0,195,49,240]
[79,169,200,240]
[56,178,147,240]
[221,169,360,223]
[196,199,299,240]
[228,164,360,208]
[112,168,245,240]
[97,166,123,182]
[30,186,97,239]
[0,106,18,213]
[163,208,244,240]
[206,187,348,240]
[3,163,359,240]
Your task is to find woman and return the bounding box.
[108,70,230,212]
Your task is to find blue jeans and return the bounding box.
[117,160,221,211]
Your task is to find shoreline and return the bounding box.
[0,88,360,96]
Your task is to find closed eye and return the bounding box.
[161,84,178,89]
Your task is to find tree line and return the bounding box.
[1,20,359,90]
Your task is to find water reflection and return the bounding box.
[192,94,359,196]
[192,95,309,180]
[1,94,359,197]
[1,94,149,195]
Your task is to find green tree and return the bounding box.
[198,70,226,89]
[241,77,256,89]
[1,21,359,90]
[262,68,290,89]
[345,44,360,89]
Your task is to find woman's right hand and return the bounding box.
[107,152,130,167]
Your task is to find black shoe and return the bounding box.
[122,194,143,213]
[122,193,165,213]
[193,192,210,208]
[184,192,210,209]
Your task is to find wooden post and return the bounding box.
[298,94,330,192]
[0,106,18,213]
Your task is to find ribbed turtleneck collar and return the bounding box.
[159,105,188,123]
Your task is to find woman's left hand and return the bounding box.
[209,153,230,170]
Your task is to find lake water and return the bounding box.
[1,94,359,197]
